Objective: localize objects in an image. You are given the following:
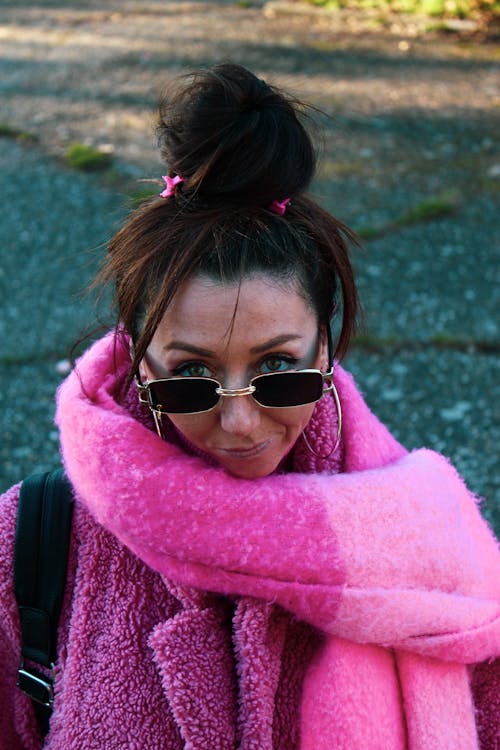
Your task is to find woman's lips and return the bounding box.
[215,439,271,459]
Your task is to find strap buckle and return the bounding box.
[17,658,54,707]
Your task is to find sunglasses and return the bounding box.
[137,366,335,416]
[135,325,342,454]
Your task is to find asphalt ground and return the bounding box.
[0,1,499,532]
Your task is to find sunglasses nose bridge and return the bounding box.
[215,384,257,398]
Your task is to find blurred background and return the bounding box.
[0,0,498,532]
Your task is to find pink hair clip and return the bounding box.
[160,174,184,198]
[269,197,291,216]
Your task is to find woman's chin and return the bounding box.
[216,450,290,479]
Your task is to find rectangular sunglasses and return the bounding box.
[136,327,335,416]
[137,367,334,415]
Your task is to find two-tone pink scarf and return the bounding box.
[56,332,500,749]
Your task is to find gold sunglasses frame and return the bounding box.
[136,366,341,451]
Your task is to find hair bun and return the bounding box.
[157,64,315,209]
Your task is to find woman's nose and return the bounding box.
[219,394,261,436]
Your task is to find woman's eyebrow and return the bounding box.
[250,334,303,354]
[163,341,215,357]
[163,334,303,357]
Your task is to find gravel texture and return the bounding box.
[0,0,498,530]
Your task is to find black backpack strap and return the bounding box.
[14,468,74,734]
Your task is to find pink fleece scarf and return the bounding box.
[56,333,500,749]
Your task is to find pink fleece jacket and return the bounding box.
[0,332,499,749]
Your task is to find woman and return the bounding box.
[1,63,499,750]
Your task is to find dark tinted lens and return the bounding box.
[148,378,219,414]
[253,371,323,408]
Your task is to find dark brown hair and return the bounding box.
[97,63,359,377]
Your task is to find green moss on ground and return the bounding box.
[304,0,498,20]
[65,143,113,172]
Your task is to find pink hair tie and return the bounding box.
[160,174,184,198]
[269,197,291,216]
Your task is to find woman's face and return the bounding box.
[140,274,327,478]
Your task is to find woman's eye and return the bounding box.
[173,362,212,378]
[259,356,297,374]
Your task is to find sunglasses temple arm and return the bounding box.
[151,409,164,440]
[134,373,164,439]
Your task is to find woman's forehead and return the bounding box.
[150,274,318,355]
